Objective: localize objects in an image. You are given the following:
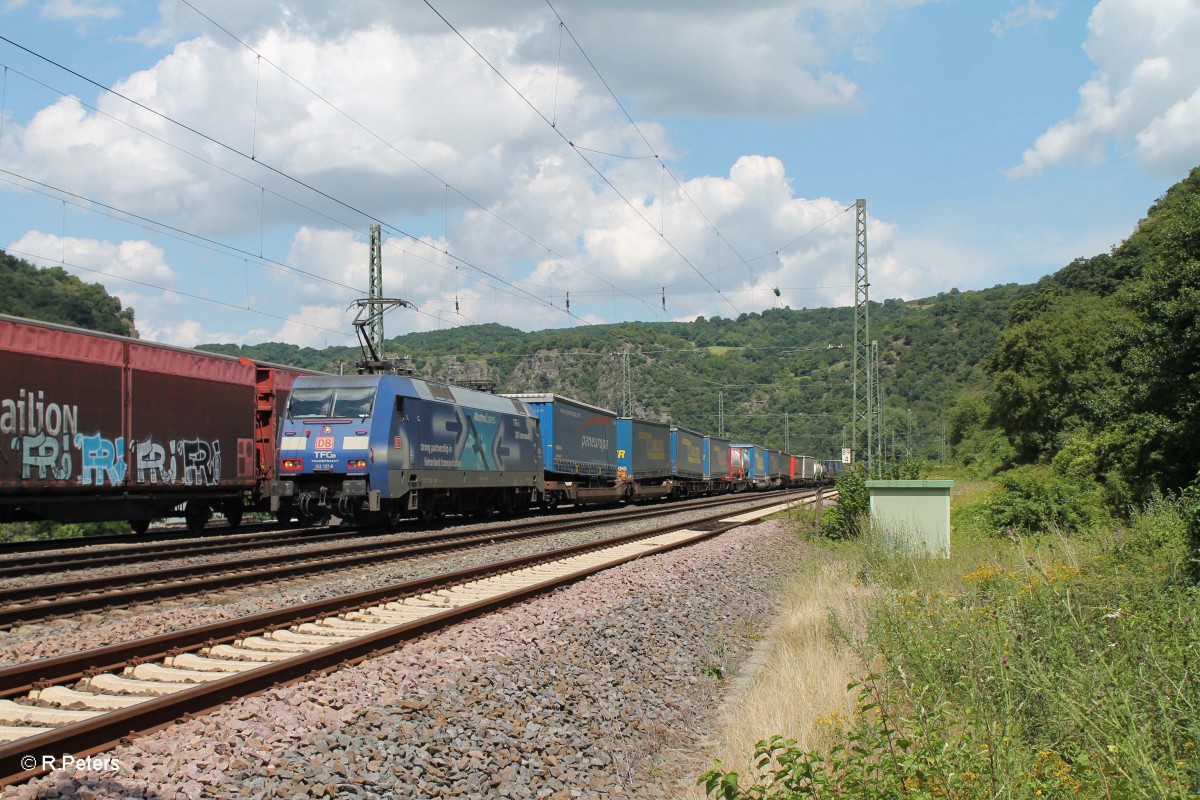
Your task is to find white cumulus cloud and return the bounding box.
[1009,0,1200,178]
[6,231,176,287]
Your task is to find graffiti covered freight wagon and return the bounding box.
[0,314,311,532]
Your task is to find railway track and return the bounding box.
[0,490,808,629]
[0,489,825,575]
[0,490,792,578]
[0,492,829,787]
[0,524,371,578]
[0,519,286,557]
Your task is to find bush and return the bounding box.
[0,520,130,544]
[985,464,1104,535]
[702,498,1200,799]
[1184,476,1200,582]
[819,460,933,541]
[820,465,868,540]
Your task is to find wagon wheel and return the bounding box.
[184,501,210,533]
[222,499,244,528]
[129,519,151,536]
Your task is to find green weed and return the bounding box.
[701,494,1200,799]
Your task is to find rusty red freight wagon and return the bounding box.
[0,315,312,532]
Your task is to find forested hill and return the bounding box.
[210,164,1200,473]
[0,251,138,337]
[204,282,1034,462]
[986,163,1200,501]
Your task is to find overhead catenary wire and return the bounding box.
[535,3,864,304]
[0,34,581,327]
[2,15,861,335]
[0,65,7,159]
[173,0,663,320]
[3,245,354,338]
[0,170,478,331]
[654,204,858,294]
[423,0,742,317]
[541,1,861,309]
[0,60,550,315]
[0,166,361,295]
[542,0,777,297]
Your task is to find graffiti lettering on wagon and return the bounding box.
[75,433,127,486]
[133,438,222,486]
[3,389,79,481]
[2,389,223,487]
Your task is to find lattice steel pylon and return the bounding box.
[851,199,872,474]
[622,350,633,417]
[368,224,384,358]
[872,339,884,474]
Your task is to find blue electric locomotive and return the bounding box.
[271,374,542,524]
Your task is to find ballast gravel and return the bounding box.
[3,519,805,800]
[0,495,794,667]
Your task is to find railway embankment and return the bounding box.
[4,518,807,799]
[693,478,1199,799]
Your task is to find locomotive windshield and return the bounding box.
[332,386,375,417]
[288,386,376,419]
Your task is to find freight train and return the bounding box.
[0,314,315,532]
[0,314,827,533]
[269,375,823,526]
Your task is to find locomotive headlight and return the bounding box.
[348,459,367,470]
[282,458,303,471]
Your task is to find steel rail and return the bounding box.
[0,527,372,576]
[0,490,783,575]
[0,493,826,786]
[0,491,798,628]
[0,520,286,557]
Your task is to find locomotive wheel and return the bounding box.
[296,506,331,528]
[129,519,150,535]
[418,507,445,527]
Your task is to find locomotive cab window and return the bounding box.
[332,386,375,417]
[288,388,334,419]
[395,397,406,419]
[288,386,376,419]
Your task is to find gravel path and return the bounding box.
[3,518,805,800]
[0,495,796,667]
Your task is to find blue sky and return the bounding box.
[0,0,1196,348]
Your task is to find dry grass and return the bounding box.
[680,552,874,797]
[679,478,998,796]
